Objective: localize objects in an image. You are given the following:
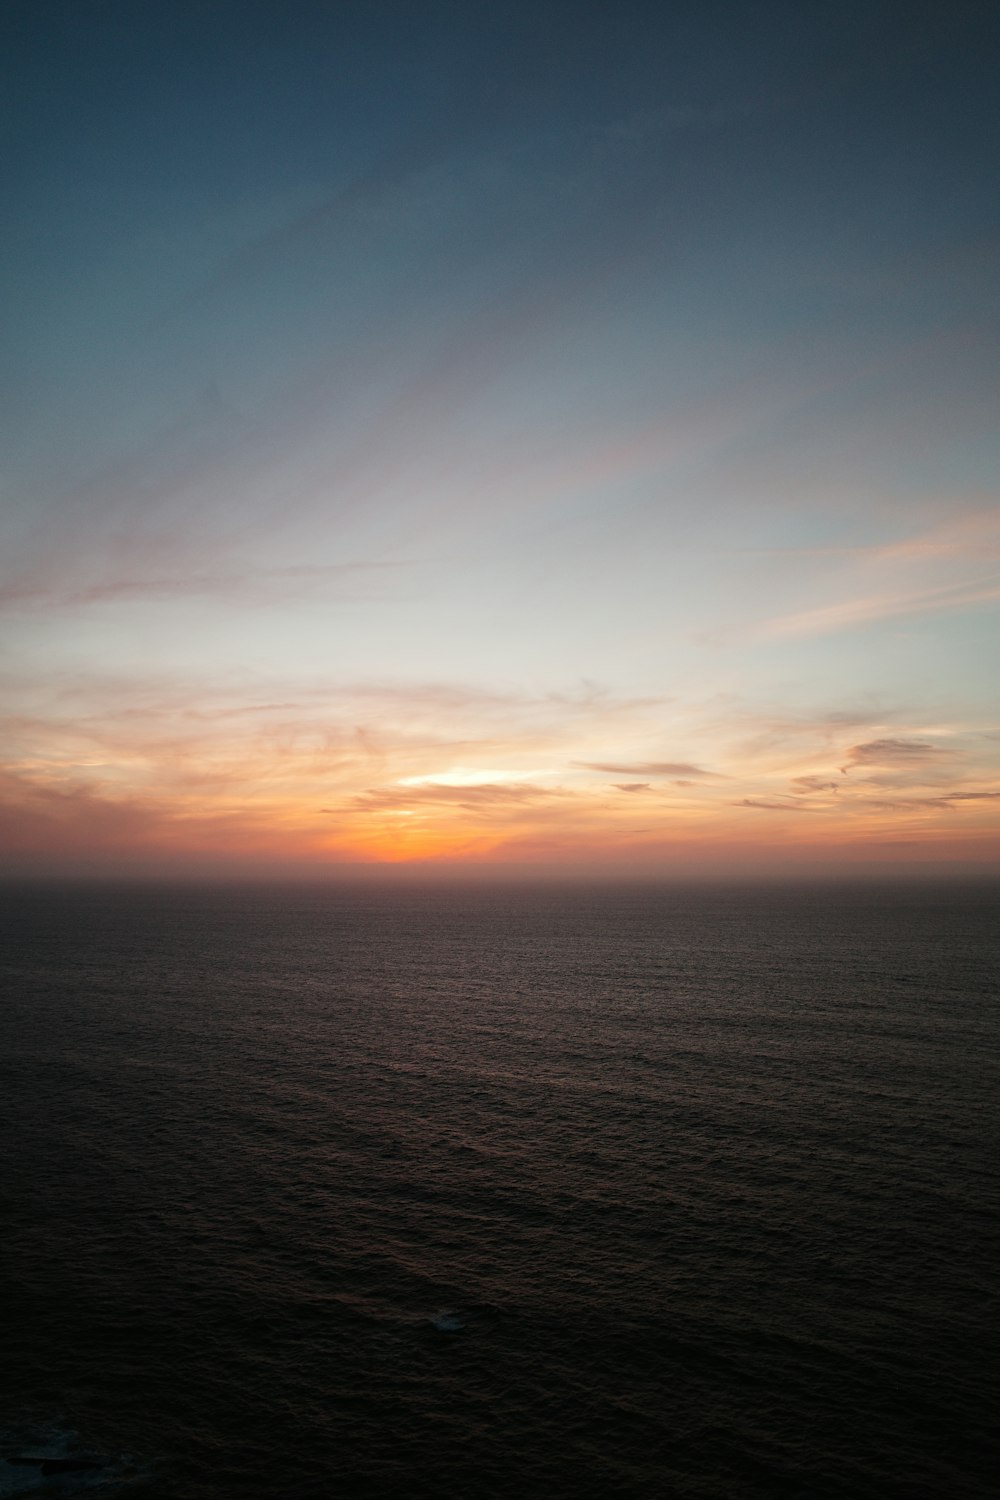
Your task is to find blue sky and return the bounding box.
[2,1,998,876]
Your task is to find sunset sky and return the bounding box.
[2,0,998,878]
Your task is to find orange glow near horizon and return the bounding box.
[4,717,999,877]
[2,6,999,882]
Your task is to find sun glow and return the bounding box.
[397,768,559,787]
[1,3,997,881]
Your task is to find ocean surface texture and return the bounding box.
[1,881,997,1499]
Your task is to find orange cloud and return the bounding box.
[1,667,998,880]
[841,738,952,768]
[578,759,717,777]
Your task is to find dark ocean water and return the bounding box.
[1,880,998,1499]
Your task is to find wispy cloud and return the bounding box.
[737,798,815,812]
[742,510,1000,643]
[578,760,716,777]
[349,781,559,812]
[761,577,1000,639]
[0,559,396,611]
[842,738,952,769]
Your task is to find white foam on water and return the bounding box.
[0,1423,150,1497]
[431,1312,465,1333]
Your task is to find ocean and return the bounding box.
[1,880,997,1498]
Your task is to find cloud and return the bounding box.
[842,738,950,769]
[0,557,394,612]
[872,508,1000,565]
[737,798,814,812]
[791,775,841,792]
[349,781,558,812]
[0,768,161,843]
[612,782,651,793]
[578,760,715,777]
[760,576,1000,640]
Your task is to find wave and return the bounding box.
[0,1423,151,1498]
[431,1312,465,1332]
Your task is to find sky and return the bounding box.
[2,0,999,879]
